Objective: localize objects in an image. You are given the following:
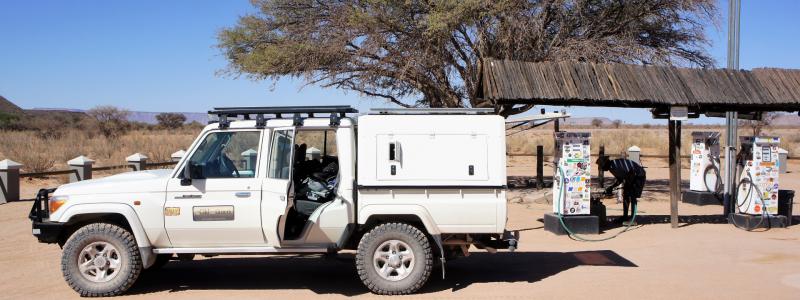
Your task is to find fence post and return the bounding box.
[67,156,95,182]
[171,150,186,162]
[0,159,22,203]
[598,145,605,188]
[241,149,258,170]
[627,145,641,165]
[536,145,544,189]
[126,153,148,171]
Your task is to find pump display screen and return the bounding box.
[762,146,771,162]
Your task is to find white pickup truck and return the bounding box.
[30,106,517,296]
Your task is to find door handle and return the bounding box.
[235,192,251,198]
[174,194,201,199]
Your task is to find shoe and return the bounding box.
[622,220,638,226]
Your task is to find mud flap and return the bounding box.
[431,234,446,279]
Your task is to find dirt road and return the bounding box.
[1,158,799,299]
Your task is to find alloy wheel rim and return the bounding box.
[77,241,122,283]
[373,239,415,281]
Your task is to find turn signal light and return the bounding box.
[49,196,68,214]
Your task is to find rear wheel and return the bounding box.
[61,223,142,297]
[356,223,433,295]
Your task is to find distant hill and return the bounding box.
[0,95,24,115]
[771,113,800,126]
[127,111,208,124]
[564,117,614,126]
[28,107,208,124]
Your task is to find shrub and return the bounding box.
[88,106,130,138]
[156,113,187,129]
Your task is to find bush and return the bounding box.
[155,113,187,129]
[0,111,22,130]
[88,106,130,138]
[591,118,603,127]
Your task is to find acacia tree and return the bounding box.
[740,112,778,136]
[156,113,187,129]
[219,0,716,116]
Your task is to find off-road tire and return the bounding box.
[61,223,142,297]
[356,223,433,295]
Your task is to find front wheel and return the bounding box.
[356,223,433,295]
[61,223,142,297]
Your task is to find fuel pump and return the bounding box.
[545,131,637,241]
[552,132,592,215]
[735,136,780,215]
[683,132,722,205]
[690,132,722,193]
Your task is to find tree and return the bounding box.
[156,113,187,129]
[88,106,130,138]
[612,120,622,129]
[218,0,716,116]
[591,118,603,127]
[740,112,778,136]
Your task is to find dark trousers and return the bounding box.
[622,194,637,219]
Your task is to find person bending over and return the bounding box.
[596,156,646,224]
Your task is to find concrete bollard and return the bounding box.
[0,159,22,203]
[67,156,95,182]
[126,153,148,171]
[306,147,321,161]
[627,145,641,165]
[241,149,258,171]
[171,150,186,162]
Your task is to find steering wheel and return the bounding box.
[219,152,240,178]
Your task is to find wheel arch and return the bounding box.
[357,205,440,235]
[56,203,151,248]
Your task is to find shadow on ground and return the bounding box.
[129,250,636,296]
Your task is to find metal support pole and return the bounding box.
[723,0,741,218]
[723,112,739,216]
[598,145,605,188]
[536,145,544,189]
[668,120,682,228]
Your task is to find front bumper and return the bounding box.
[29,188,62,244]
[32,221,64,244]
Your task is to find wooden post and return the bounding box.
[668,120,682,228]
[536,145,544,189]
[598,145,605,188]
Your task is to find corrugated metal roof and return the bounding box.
[480,59,800,111]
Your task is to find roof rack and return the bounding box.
[209,105,358,128]
[369,108,496,115]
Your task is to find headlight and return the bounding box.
[49,195,68,214]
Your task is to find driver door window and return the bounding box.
[189,131,261,178]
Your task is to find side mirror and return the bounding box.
[180,162,204,186]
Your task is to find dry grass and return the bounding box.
[506,125,800,157]
[1,124,797,173]
[0,128,199,172]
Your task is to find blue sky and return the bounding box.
[1,0,799,124]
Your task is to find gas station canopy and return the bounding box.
[478,59,800,113]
